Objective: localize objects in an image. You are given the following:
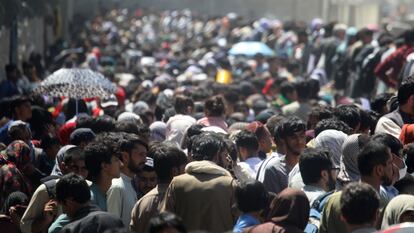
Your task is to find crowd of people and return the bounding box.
[2,6,414,233]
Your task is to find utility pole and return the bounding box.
[9,17,18,65]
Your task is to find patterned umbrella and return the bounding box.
[34,68,116,99]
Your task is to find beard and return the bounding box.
[327,173,336,191]
[381,174,393,187]
[128,161,144,174]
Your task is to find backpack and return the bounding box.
[304,191,335,233]
[40,175,60,199]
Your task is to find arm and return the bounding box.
[106,185,123,218]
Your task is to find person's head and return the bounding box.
[61,146,88,178]
[191,132,227,166]
[136,158,157,194]
[333,105,361,133]
[265,114,285,144]
[84,137,122,182]
[294,80,310,101]
[358,141,394,187]
[404,29,414,45]
[10,95,32,121]
[234,130,259,161]
[117,132,148,175]
[174,95,194,115]
[299,148,336,191]
[245,121,273,154]
[394,175,414,195]
[8,120,32,143]
[55,173,91,218]
[5,64,18,82]
[314,118,352,136]
[381,194,414,229]
[69,128,96,149]
[358,27,374,44]
[2,140,31,171]
[398,75,414,115]
[372,133,405,182]
[371,93,393,116]
[40,135,61,160]
[314,129,348,168]
[204,95,226,117]
[307,106,333,130]
[340,182,379,230]
[280,81,297,102]
[1,191,28,216]
[235,181,269,216]
[266,188,309,230]
[404,143,414,174]
[150,142,187,183]
[149,212,187,233]
[274,116,306,157]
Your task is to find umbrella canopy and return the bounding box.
[34,68,117,99]
[229,41,275,57]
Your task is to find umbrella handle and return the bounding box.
[76,99,78,116]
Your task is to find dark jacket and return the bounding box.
[61,204,124,233]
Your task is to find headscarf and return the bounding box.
[0,140,31,170]
[337,134,362,184]
[314,129,347,168]
[381,194,414,229]
[1,191,28,215]
[400,124,414,145]
[50,145,76,176]
[267,188,310,231]
[149,121,167,142]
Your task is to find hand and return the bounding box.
[43,200,58,223]
[9,207,20,225]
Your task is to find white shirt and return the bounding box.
[302,185,326,207]
[107,173,137,226]
[235,157,262,181]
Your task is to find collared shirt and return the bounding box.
[90,183,107,211]
[107,173,137,226]
[302,185,326,207]
[130,183,169,233]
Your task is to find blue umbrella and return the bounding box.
[229,41,275,57]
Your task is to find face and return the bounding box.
[381,150,395,187]
[66,159,89,179]
[126,144,148,174]
[137,170,157,194]
[103,155,122,179]
[327,168,338,191]
[284,131,306,156]
[259,130,273,154]
[15,102,32,121]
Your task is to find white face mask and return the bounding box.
[399,162,407,181]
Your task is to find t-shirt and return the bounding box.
[90,183,107,211]
[233,213,260,233]
[257,154,293,194]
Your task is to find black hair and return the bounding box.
[84,136,118,181]
[55,173,91,204]
[149,212,187,233]
[357,141,390,176]
[398,75,414,105]
[371,93,393,115]
[90,115,116,134]
[394,175,414,194]
[5,64,17,74]
[182,124,204,150]
[8,123,30,141]
[149,142,187,182]
[174,95,194,115]
[274,116,306,140]
[234,130,259,154]
[204,95,226,117]
[63,146,85,164]
[340,182,379,225]
[314,118,352,136]
[116,121,140,135]
[40,135,61,150]
[403,29,414,45]
[299,148,333,185]
[280,81,296,97]
[371,133,403,156]
[294,81,310,100]
[191,132,226,161]
[404,143,414,174]
[265,115,285,143]
[235,181,269,213]
[333,105,361,130]
[118,132,148,156]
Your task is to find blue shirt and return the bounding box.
[48,214,71,233]
[233,213,260,233]
[90,183,107,211]
[0,80,19,99]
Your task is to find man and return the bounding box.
[130,142,187,233]
[134,158,157,196]
[282,80,312,122]
[107,132,148,226]
[375,75,414,138]
[69,128,96,149]
[233,130,261,181]
[56,173,124,233]
[84,133,122,211]
[0,64,21,99]
[257,116,306,194]
[333,104,361,134]
[299,148,337,206]
[0,95,32,144]
[319,141,394,233]
[20,146,88,233]
[166,95,196,146]
[340,182,380,233]
[162,132,237,232]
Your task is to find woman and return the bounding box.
[247,188,310,233]
[381,194,414,229]
[0,191,28,233]
[314,129,347,168]
[197,95,228,131]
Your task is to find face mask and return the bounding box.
[399,162,407,181]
